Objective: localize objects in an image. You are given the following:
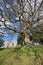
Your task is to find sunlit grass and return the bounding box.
[0,45,43,65]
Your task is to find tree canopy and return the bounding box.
[0,0,43,44]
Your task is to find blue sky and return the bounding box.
[2,33,18,43]
[0,0,19,43]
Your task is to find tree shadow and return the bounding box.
[0,48,5,51]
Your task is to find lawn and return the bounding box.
[0,45,43,65]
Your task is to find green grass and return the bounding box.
[0,45,43,65]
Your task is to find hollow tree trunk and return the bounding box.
[17,32,30,46]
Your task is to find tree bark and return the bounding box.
[25,33,30,45]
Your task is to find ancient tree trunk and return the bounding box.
[17,32,30,46]
[25,34,30,45]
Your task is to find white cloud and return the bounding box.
[5,21,13,25]
[15,17,19,21]
[6,4,10,8]
[1,18,5,21]
[0,6,3,10]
